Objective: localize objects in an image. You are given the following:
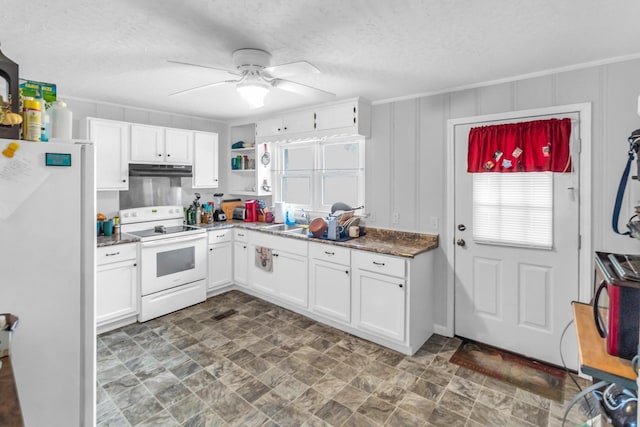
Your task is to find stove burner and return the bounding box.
[154,225,167,234]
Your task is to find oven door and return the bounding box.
[140,233,207,295]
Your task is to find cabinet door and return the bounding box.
[233,241,248,286]
[283,111,315,134]
[193,131,219,188]
[256,117,284,138]
[315,102,357,131]
[353,269,406,342]
[250,245,278,296]
[165,128,193,164]
[130,124,164,163]
[310,259,350,323]
[208,242,232,290]
[275,250,308,307]
[96,260,138,326]
[88,118,130,191]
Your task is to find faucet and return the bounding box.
[299,209,310,225]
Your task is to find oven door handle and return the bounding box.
[141,234,206,248]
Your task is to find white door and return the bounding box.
[454,112,580,369]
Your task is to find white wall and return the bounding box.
[64,98,229,217]
[367,58,640,329]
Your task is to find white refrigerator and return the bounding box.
[0,139,95,427]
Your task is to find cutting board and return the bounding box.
[221,200,243,221]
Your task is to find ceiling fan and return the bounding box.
[168,48,335,108]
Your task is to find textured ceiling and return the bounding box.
[1,0,639,120]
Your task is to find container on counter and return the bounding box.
[50,100,72,139]
[38,98,50,142]
[22,99,41,141]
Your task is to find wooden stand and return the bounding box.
[572,301,636,390]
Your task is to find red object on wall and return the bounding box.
[467,118,572,173]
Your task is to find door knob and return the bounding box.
[457,224,466,231]
[456,239,466,247]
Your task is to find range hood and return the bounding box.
[129,163,192,177]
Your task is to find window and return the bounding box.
[275,136,365,213]
[472,172,553,249]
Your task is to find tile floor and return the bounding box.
[97,290,598,426]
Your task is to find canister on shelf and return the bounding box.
[22,99,41,141]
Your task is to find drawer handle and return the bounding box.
[373,261,385,266]
[105,252,120,256]
[324,251,335,256]
[238,233,245,237]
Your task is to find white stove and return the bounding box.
[120,205,207,322]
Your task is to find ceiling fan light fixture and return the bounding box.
[236,79,270,109]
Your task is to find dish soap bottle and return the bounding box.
[285,206,296,226]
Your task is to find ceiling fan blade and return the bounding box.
[265,61,320,78]
[169,79,241,97]
[167,60,241,76]
[272,79,335,98]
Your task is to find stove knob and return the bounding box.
[132,212,137,217]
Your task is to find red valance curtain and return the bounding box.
[467,118,572,173]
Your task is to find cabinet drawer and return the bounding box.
[352,250,405,278]
[208,228,232,244]
[97,243,137,265]
[309,242,350,266]
[234,228,248,243]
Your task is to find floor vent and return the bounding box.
[212,309,238,321]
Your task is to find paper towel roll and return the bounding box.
[274,201,286,224]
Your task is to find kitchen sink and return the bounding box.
[264,224,306,232]
[282,227,310,236]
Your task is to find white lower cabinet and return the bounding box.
[249,232,308,308]
[275,250,308,307]
[233,229,249,286]
[207,229,232,292]
[352,267,406,342]
[96,243,138,333]
[309,242,351,324]
[352,251,407,342]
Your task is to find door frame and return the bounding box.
[442,103,592,336]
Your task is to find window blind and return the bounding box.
[472,172,553,249]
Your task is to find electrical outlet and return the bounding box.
[392,212,400,224]
[430,216,439,230]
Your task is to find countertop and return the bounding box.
[97,233,140,247]
[201,220,439,258]
[98,220,439,258]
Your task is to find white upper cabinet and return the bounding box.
[256,111,315,138]
[130,124,164,163]
[192,131,219,188]
[255,98,371,142]
[314,99,371,137]
[165,128,193,164]
[283,111,316,134]
[130,124,192,164]
[81,117,130,191]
